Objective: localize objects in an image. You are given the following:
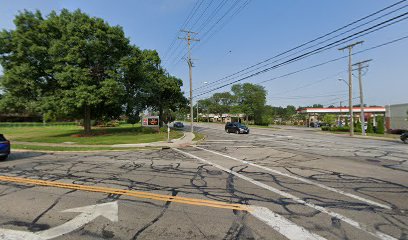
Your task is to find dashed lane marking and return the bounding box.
[193,146,392,210]
[0,175,249,211]
[174,148,397,240]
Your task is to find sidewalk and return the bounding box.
[13,132,196,149]
[111,132,195,148]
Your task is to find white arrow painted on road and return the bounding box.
[0,201,118,240]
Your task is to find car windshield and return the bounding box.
[236,123,246,128]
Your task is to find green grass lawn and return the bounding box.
[12,144,160,151]
[0,124,184,145]
[193,132,205,141]
[322,131,400,139]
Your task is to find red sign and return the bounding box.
[142,116,159,127]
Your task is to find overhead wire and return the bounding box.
[193,14,408,97]
[167,0,252,70]
[163,0,205,65]
[193,0,407,91]
[194,34,408,98]
[196,5,408,92]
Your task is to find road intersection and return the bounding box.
[0,123,406,239]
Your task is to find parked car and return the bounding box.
[0,134,10,160]
[173,122,184,128]
[225,122,249,134]
[401,132,408,144]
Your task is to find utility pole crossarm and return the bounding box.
[338,41,364,51]
[352,59,373,67]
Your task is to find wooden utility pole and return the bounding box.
[339,41,363,136]
[179,30,199,133]
[353,59,372,136]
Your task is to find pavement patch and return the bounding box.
[0,175,249,211]
[174,148,397,240]
[193,146,392,210]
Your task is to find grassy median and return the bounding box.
[0,124,183,145]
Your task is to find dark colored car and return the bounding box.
[173,122,184,128]
[0,134,10,160]
[401,132,408,144]
[225,122,249,134]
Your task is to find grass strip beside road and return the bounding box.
[0,175,250,211]
[12,144,159,152]
[193,132,205,141]
[320,130,400,140]
[1,124,183,145]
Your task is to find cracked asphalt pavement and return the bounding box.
[0,123,407,240]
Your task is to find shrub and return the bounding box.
[367,120,374,133]
[321,126,330,131]
[331,126,350,132]
[376,117,385,134]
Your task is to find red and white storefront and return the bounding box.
[297,107,386,126]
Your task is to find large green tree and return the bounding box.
[0,9,130,133]
[231,83,266,124]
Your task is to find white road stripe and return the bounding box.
[194,146,392,210]
[249,206,326,240]
[174,148,396,240]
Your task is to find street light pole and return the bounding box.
[196,101,199,123]
[339,41,363,136]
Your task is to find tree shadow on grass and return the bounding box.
[50,126,157,138]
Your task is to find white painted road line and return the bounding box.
[194,146,392,210]
[174,148,396,240]
[0,201,118,240]
[250,206,326,240]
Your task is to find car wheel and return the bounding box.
[0,156,7,161]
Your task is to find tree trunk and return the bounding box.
[84,105,91,134]
[159,105,163,127]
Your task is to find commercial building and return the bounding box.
[385,103,408,131]
[297,107,386,127]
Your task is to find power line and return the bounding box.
[268,93,348,100]
[209,5,406,91]
[163,0,204,64]
[193,14,408,97]
[167,0,251,70]
[193,1,407,91]
[267,71,348,97]
[195,10,408,93]
[165,0,229,68]
[193,34,408,98]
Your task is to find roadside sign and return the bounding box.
[142,116,160,127]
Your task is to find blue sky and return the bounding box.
[1,0,407,107]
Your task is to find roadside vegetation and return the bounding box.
[0,9,187,134]
[193,132,205,141]
[1,124,183,145]
[12,144,160,152]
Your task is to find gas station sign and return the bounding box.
[142,116,160,127]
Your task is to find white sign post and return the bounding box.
[167,124,172,143]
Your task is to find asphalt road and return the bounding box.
[0,123,407,240]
